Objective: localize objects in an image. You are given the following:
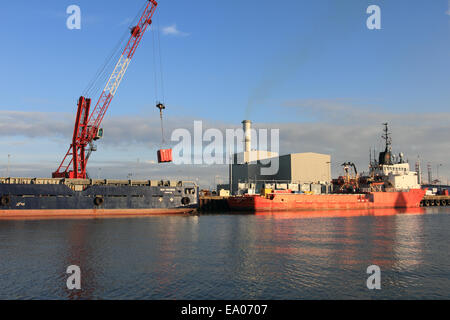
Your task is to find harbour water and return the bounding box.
[0,207,449,300]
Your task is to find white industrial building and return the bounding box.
[226,120,332,194]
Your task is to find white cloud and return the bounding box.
[162,24,189,36]
[2,100,450,186]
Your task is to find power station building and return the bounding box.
[227,120,331,194]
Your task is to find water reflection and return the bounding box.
[247,207,431,298]
[253,207,426,219]
[0,208,449,299]
[63,221,96,300]
[251,207,426,269]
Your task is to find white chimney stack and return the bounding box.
[242,120,252,153]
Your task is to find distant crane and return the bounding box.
[332,162,360,193]
[427,162,432,185]
[415,156,422,185]
[53,0,159,179]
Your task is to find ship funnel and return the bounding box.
[242,120,252,153]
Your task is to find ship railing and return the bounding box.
[236,179,331,183]
[0,177,197,188]
[0,177,65,185]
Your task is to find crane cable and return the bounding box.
[152,24,159,102]
[156,103,166,144]
[153,30,165,145]
[156,15,165,104]
[160,110,165,144]
[152,14,166,146]
[83,30,127,98]
[82,2,147,99]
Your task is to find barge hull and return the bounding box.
[0,208,194,219]
[0,178,198,219]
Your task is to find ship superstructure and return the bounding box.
[361,123,420,192]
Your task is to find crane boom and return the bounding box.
[53,0,158,179]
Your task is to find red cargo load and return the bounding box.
[157,149,172,163]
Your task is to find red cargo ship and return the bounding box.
[228,124,426,212]
[227,189,426,212]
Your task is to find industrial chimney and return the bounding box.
[242,120,252,153]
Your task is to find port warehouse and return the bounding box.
[227,152,332,195]
[206,121,334,212]
[219,120,332,196]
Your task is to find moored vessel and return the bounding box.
[228,124,426,212]
[0,177,198,218]
[227,189,425,212]
[0,1,200,219]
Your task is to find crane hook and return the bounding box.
[156,102,166,143]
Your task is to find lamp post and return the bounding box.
[326,161,331,182]
[7,154,10,177]
[437,164,442,186]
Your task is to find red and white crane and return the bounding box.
[53,0,159,179]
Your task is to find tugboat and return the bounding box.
[227,124,426,212]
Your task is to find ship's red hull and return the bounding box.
[227,189,426,212]
[0,208,195,220]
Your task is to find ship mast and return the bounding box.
[379,123,393,165]
[382,123,392,153]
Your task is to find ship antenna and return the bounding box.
[382,123,392,152]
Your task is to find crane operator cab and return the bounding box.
[93,128,104,141]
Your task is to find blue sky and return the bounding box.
[0,0,449,185]
[1,0,448,120]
